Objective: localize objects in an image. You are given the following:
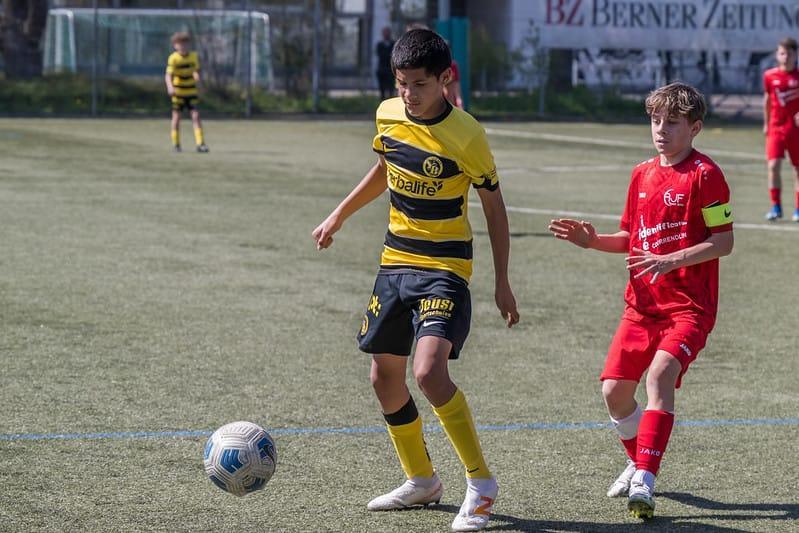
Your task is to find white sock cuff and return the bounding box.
[610,404,642,440]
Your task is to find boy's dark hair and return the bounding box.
[778,37,798,52]
[171,31,191,45]
[645,82,707,123]
[391,29,451,77]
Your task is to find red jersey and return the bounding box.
[450,61,460,82]
[763,67,799,132]
[620,150,733,329]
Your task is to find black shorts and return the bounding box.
[171,95,198,112]
[357,268,471,359]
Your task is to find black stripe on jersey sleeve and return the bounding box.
[384,231,473,259]
[390,191,463,220]
[380,136,461,179]
[472,177,498,191]
[175,74,195,80]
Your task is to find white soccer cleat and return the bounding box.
[607,459,637,497]
[627,469,656,519]
[451,476,498,532]
[366,475,443,511]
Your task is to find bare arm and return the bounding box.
[626,230,734,284]
[548,218,630,253]
[165,72,175,96]
[477,186,519,327]
[312,156,388,250]
[764,92,770,135]
[194,70,201,90]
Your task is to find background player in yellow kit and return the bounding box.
[165,32,209,153]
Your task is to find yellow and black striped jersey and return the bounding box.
[166,51,200,98]
[372,97,499,283]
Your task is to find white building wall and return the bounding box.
[508,0,536,56]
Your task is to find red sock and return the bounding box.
[635,410,674,475]
[621,437,637,461]
[795,190,799,209]
[770,188,781,205]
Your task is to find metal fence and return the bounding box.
[0,1,773,118]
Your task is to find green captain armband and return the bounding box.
[702,203,733,227]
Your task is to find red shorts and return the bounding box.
[766,127,799,165]
[601,315,710,389]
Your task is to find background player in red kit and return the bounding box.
[763,37,799,222]
[548,83,734,519]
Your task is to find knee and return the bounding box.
[413,367,433,393]
[645,363,677,393]
[413,364,442,393]
[602,381,633,413]
[602,380,623,404]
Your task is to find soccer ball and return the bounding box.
[203,421,277,497]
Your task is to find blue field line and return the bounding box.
[1,417,798,443]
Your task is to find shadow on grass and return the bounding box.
[421,499,776,532]
[660,491,799,522]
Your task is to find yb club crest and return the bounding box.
[422,156,443,178]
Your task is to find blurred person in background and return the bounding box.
[376,26,396,100]
[762,37,799,221]
[165,32,209,153]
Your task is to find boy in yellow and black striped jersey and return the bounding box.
[313,29,519,532]
[165,32,208,153]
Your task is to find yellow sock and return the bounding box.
[194,127,204,146]
[384,397,435,479]
[432,388,491,479]
[386,416,435,479]
[171,129,179,146]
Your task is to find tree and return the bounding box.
[1,0,48,79]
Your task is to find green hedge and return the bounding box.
[0,74,643,119]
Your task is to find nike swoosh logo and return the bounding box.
[724,209,731,217]
[467,467,479,473]
[422,320,445,327]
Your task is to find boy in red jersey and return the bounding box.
[763,37,799,221]
[548,82,734,519]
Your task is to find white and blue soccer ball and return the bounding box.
[203,421,277,497]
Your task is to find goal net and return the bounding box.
[43,8,273,89]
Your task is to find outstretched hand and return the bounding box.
[625,247,676,284]
[548,218,597,248]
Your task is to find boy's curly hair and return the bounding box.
[645,82,706,123]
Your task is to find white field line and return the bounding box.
[485,127,763,161]
[468,202,799,233]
